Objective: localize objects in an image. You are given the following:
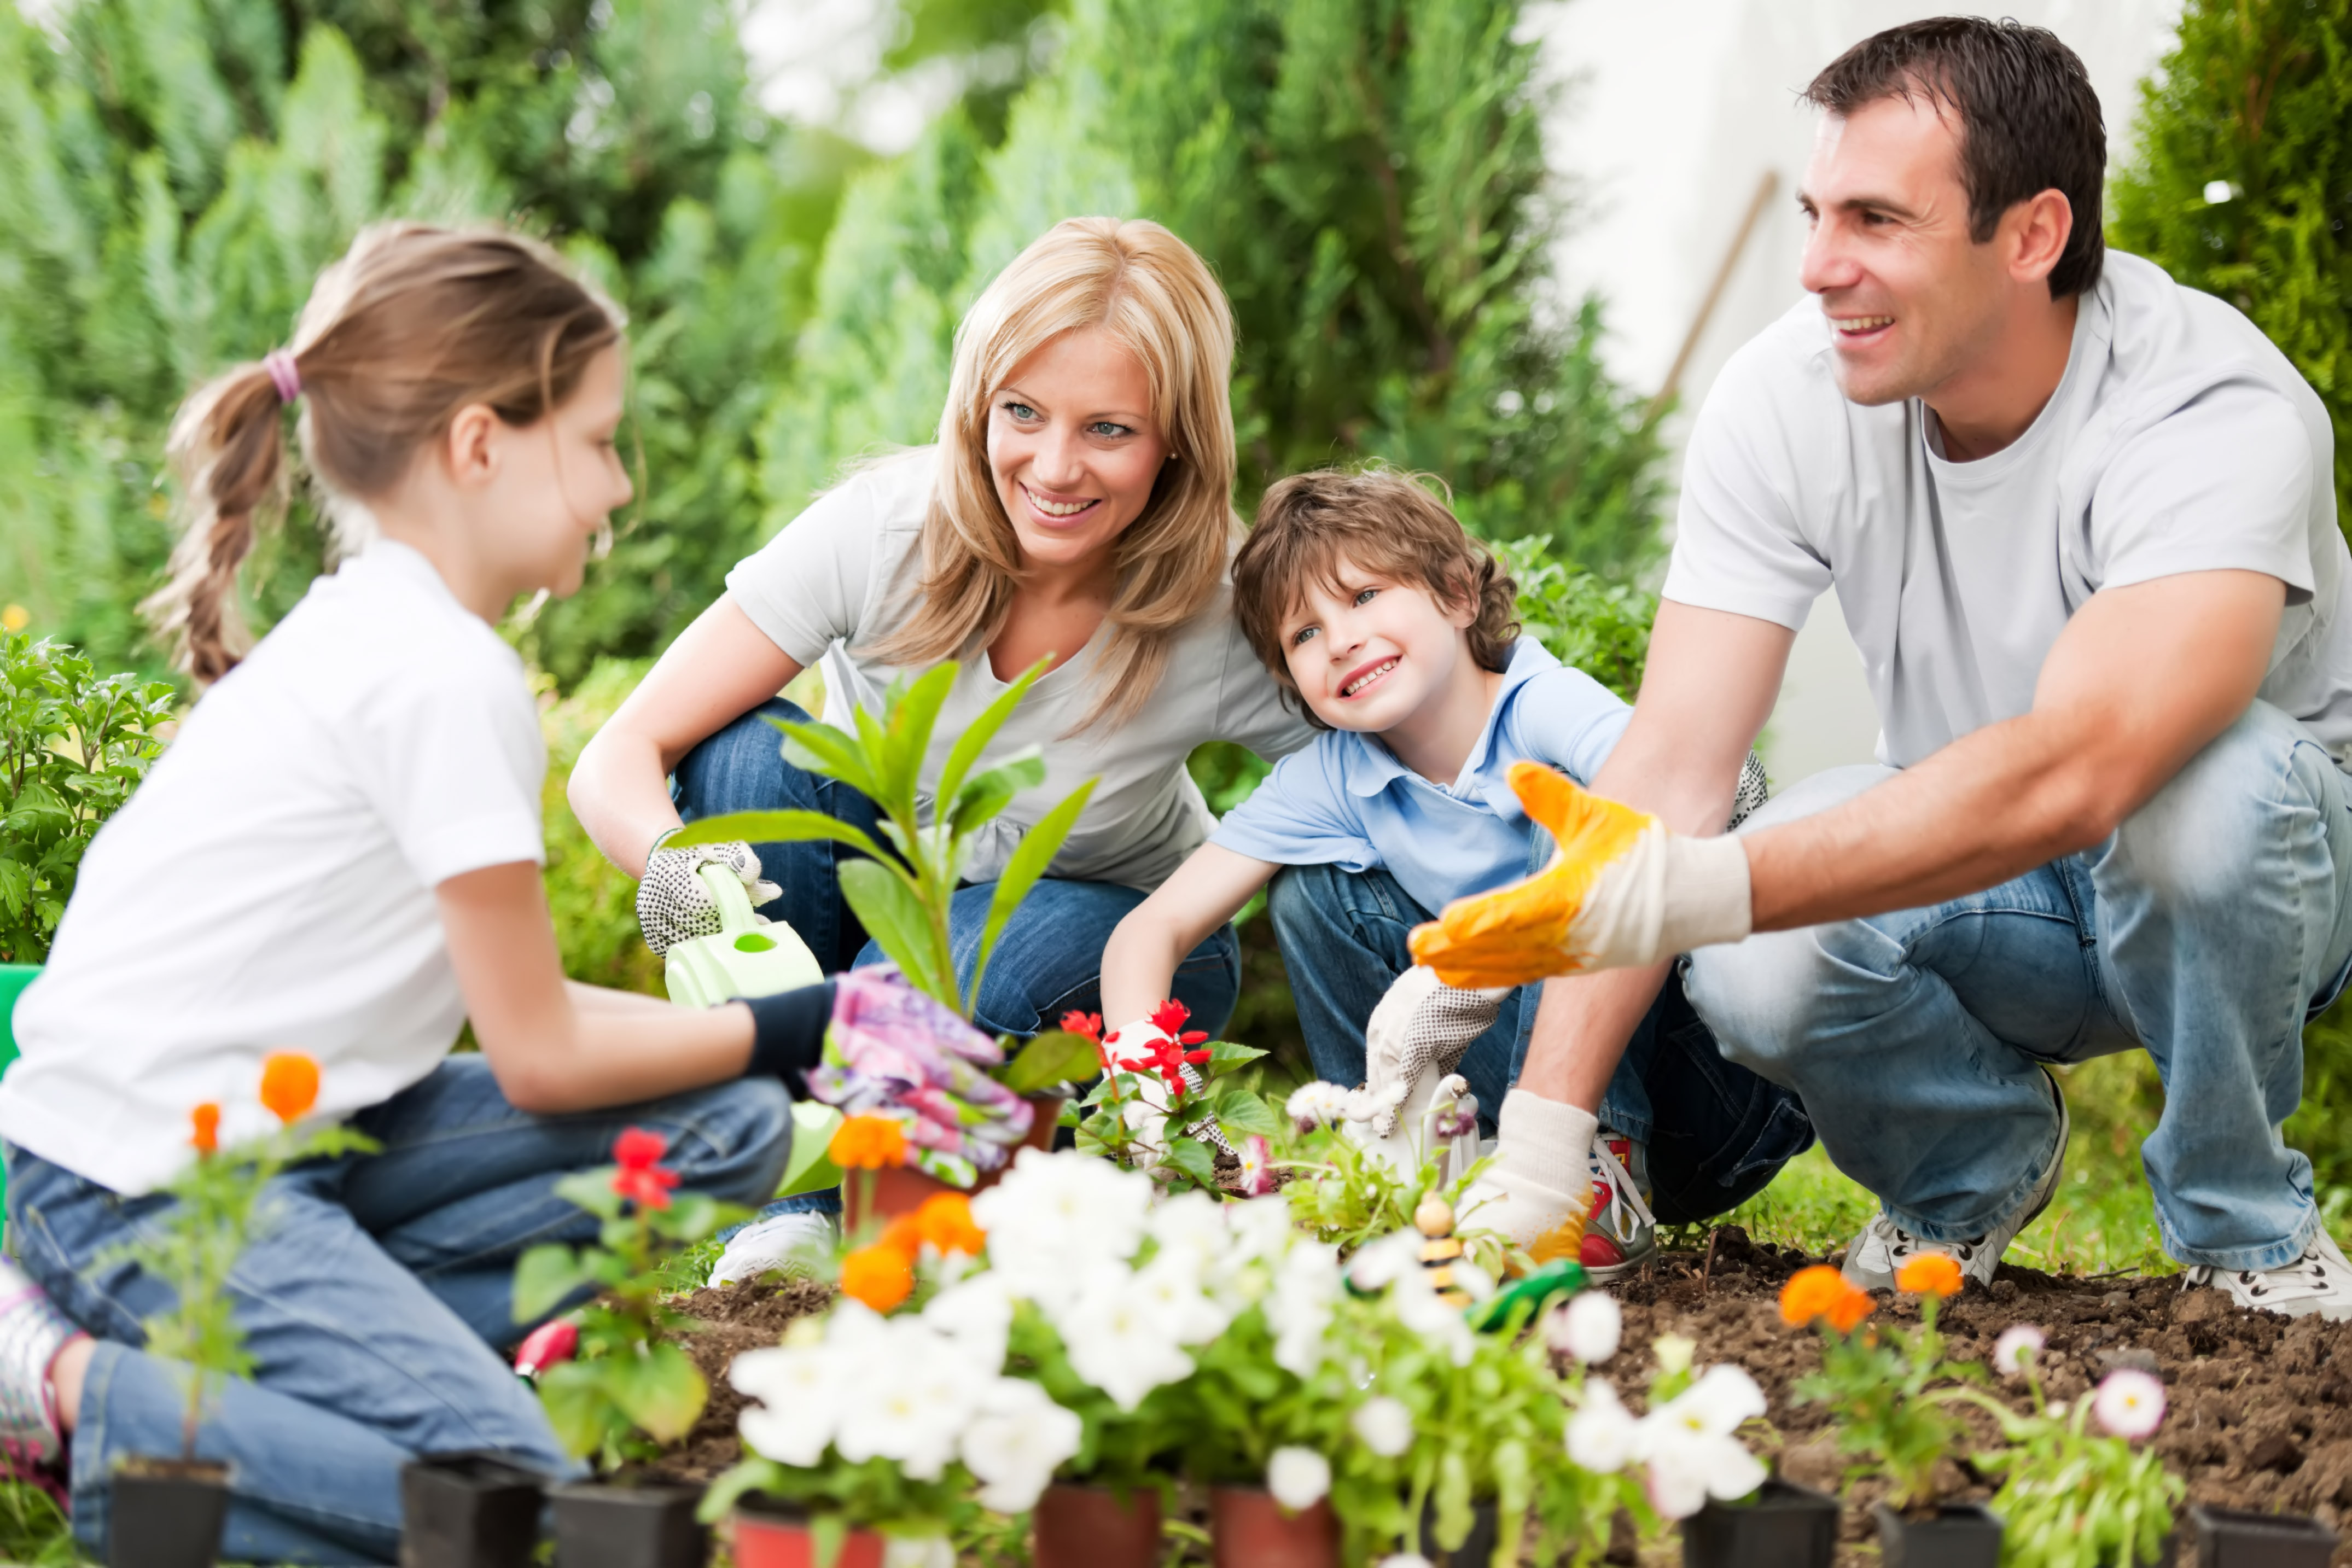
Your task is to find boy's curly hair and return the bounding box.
[1233,465,1519,728]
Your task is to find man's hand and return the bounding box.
[1410,764,1754,985]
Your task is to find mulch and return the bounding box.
[644,1227,2352,1565]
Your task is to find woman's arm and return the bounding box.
[438,861,756,1112]
[568,594,804,876]
[1101,845,1278,1023]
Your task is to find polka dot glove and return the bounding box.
[1355,966,1510,1139]
[635,835,781,956]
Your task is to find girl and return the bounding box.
[0,224,883,1563]
[568,217,1316,1283]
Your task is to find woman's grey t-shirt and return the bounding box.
[726,451,1315,891]
[1663,250,2350,768]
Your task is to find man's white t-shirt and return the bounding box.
[726,451,1315,891]
[0,543,545,1195]
[1663,252,2349,768]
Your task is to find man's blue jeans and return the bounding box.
[6,1058,791,1565]
[678,698,1241,1221]
[1686,701,2352,1272]
[1267,862,1816,1223]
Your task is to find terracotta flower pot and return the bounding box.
[1209,1485,1338,1568]
[399,1452,548,1568]
[729,1502,888,1568]
[1871,1500,2002,1568]
[843,1095,1059,1227]
[2187,1503,2336,1567]
[1680,1477,1838,1568]
[110,1458,230,1568]
[1033,1483,1162,1568]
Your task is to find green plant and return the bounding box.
[668,659,1096,1022]
[512,1126,749,1468]
[1785,1260,1983,1512]
[1494,537,1657,701]
[0,633,176,963]
[112,1052,376,1460]
[1276,1085,1507,1274]
[1064,1011,1283,1191]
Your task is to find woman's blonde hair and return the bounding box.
[866,217,1241,729]
[145,223,623,683]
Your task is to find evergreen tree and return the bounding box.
[2110,0,2352,528]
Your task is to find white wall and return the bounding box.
[1532,0,2182,785]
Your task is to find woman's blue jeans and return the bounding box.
[6,1057,791,1564]
[676,697,1242,1219]
[1686,701,2352,1272]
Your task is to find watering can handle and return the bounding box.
[695,860,762,935]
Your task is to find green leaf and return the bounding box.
[997,1029,1101,1094]
[1213,1089,1280,1140]
[551,1169,624,1220]
[512,1244,599,1322]
[877,662,960,809]
[1203,1040,1268,1069]
[1161,1134,1218,1189]
[700,1457,789,1523]
[947,751,1045,836]
[839,857,957,1007]
[537,1360,619,1459]
[964,777,1097,1016]
[773,717,880,801]
[608,1339,709,1443]
[665,809,888,863]
[935,656,1053,809]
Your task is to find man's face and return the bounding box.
[1797,94,2016,407]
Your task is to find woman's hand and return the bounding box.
[636,836,779,955]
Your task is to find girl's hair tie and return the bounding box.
[263,348,302,406]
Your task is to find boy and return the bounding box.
[1101,467,1806,1275]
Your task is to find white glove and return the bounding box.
[1455,1089,1602,1264]
[1411,763,1753,987]
[1357,965,1509,1139]
[636,836,781,956]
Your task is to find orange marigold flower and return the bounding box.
[1778,1266,1849,1327]
[878,1213,924,1258]
[829,1115,909,1171]
[1896,1254,1964,1299]
[913,1192,985,1258]
[258,1052,321,1124]
[839,1242,915,1312]
[190,1103,222,1156]
[1826,1285,1878,1334]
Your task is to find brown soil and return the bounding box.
[648,1275,835,1485]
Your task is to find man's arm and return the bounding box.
[1515,602,1796,1107]
[1745,569,2284,930]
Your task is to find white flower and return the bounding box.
[1342,1080,1407,1125]
[1651,1333,1697,1377]
[1238,1134,1279,1196]
[1148,1189,1230,1273]
[1224,1196,1297,1272]
[1346,1231,1421,1293]
[1286,1081,1351,1131]
[1057,1270,1197,1410]
[1266,1446,1331,1511]
[1351,1395,1414,1458]
[881,1538,953,1568]
[960,1376,1083,1514]
[1389,1265,1476,1366]
[834,1317,989,1480]
[1266,1240,1342,1377]
[1548,1291,1622,1365]
[731,1343,839,1466]
[1565,1377,1637,1474]
[973,1150,1154,1304]
[1132,1248,1233,1347]
[923,1270,1016,1373]
[1378,1557,1434,1568]
[1634,1366,1768,1520]
[2093,1368,2167,1439]
[1992,1324,2046,1378]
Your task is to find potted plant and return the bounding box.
[1784,1256,2001,1566]
[398,1452,550,1568]
[1063,1005,1283,1195]
[2184,1504,2336,1566]
[706,1189,1078,1568]
[108,1052,374,1568]
[1953,1324,2185,1568]
[509,1127,748,1568]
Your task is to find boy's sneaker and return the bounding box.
[2185,1229,2352,1322]
[708,1211,838,1288]
[1842,1067,2069,1292]
[1580,1128,1657,1280]
[0,1257,81,1486]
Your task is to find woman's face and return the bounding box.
[987,328,1171,575]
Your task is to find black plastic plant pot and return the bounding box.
[2188,1503,2337,1568]
[550,1480,707,1568]
[110,1458,230,1568]
[399,1452,549,1568]
[1414,1499,1497,1567]
[1681,1478,1839,1568]
[1871,1500,2002,1568]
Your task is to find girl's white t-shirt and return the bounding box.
[0,542,545,1195]
[725,451,1316,891]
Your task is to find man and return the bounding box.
[1436,17,2352,1319]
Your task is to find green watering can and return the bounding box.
[660,866,844,1199]
[0,963,35,1241]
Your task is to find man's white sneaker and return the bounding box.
[1842,1067,2069,1292]
[0,1258,81,1470]
[2185,1228,2352,1322]
[708,1211,838,1288]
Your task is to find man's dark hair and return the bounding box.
[1805,17,2106,298]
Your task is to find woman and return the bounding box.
[569,217,1313,1279]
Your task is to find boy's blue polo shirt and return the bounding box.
[1208,639,1631,917]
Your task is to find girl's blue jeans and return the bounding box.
[1686,701,2352,1272]
[6,1058,791,1565]
[676,697,1242,1221]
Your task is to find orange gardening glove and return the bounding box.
[1409,762,1754,987]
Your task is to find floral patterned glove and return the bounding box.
[807,968,1035,1181]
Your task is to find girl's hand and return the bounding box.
[635,836,781,955]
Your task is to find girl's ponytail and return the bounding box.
[145,359,298,683]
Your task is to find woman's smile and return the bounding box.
[1018,482,1103,523]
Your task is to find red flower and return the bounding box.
[611,1126,679,1209]
[614,1127,668,1170]
[1060,1011,1104,1044]
[1148,999,1210,1046]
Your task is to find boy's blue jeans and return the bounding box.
[1267,862,1816,1223]
[677,697,1241,1222]
[7,1058,791,1565]
[1685,701,2352,1272]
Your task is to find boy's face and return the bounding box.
[1278,557,1476,733]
